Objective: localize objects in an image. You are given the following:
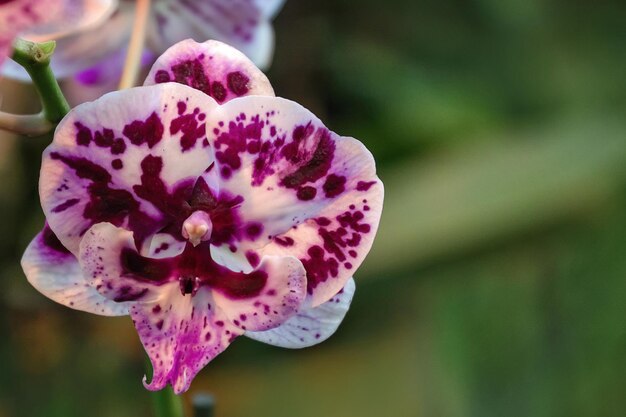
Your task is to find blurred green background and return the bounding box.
[1,0,626,416]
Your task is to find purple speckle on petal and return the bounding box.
[274,236,295,247]
[170,101,206,151]
[111,139,127,155]
[111,159,123,170]
[356,181,377,191]
[51,198,80,213]
[75,122,93,146]
[227,71,250,96]
[155,70,171,83]
[245,222,264,240]
[123,112,164,148]
[211,81,227,102]
[297,186,317,201]
[245,251,260,267]
[323,174,346,198]
[41,225,71,254]
[281,129,336,190]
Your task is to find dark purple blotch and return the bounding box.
[356,181,377,191]
[123,112,164,148]
[170,101,206,151]
[323,174,346,198]
[226,71,250,96]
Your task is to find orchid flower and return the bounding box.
[0,0,116,67]
[2,0,286,82]
[22,39,383,394]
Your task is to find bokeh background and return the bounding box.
[1,0,626,416]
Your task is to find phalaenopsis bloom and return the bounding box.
[22,39,384,394]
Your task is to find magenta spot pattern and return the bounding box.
[153,57,253,103]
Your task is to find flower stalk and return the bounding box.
[10,38,70,124]
[151,387,186,417]
[119,0,151,89]
[0,111,53,136]
[146,357,186,417]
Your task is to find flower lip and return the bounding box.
[179,275,201,296]
[118,241,269,300]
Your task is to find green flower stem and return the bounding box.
[145,356,186,417]
[10,38,70,124]
[151,387,186,417]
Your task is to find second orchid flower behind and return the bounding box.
[22,39,384,394]
[2,0,285,82]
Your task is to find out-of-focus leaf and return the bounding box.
[365,117,626,276]
[326,39,500,160]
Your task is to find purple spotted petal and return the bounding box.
[44,4,131,80]
[145,232,187,259]
[150,0,284,69]
[204,96,383,306]
[144,39,274,103]
[211,255,306,332]
[79,223,165,303]
[21,225,129,316]
[40,83,218,255]
[246,277,355,348]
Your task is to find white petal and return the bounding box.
[254,0,286,19]
[79,222,168,303]
[48,3,131,79]
[211,255,306,332]
[24,0,119,42]
[232,19,274,71]
[246,278,355,348]
[21,226,129,316]
[144,232,186,259]
[149,0,282,69]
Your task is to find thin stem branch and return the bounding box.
[10,38,70,124]
[0,111,53,136]
[119,0,151,89]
